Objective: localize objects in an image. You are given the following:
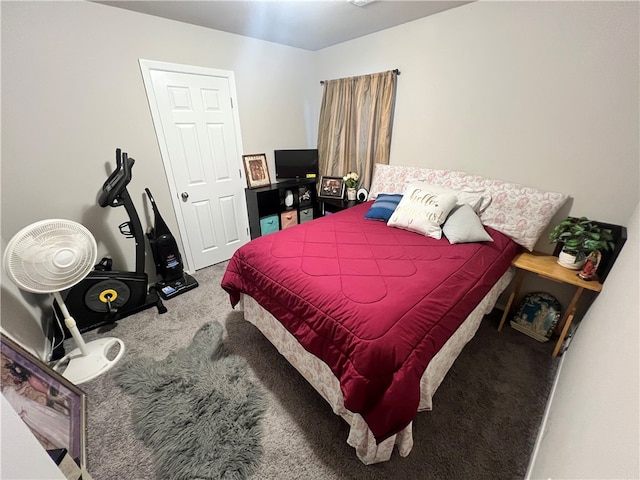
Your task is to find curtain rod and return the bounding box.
[320,69,400,85]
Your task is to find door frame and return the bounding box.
[139,59,246,271]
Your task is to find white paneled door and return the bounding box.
[140,60,249,271]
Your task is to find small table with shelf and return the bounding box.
[498,251,603,357]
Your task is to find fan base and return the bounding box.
[54,337,125,384]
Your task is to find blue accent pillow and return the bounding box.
[364,194,403,221]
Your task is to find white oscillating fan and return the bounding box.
[3,219,125,384]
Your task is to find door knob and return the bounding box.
[181,192,189,201]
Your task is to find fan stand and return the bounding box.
[52,291,125,384]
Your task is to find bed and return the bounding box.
[222,165,568,464]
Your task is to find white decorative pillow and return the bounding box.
[387,183,458,239]
[442,204,494,244]
[407,181,492,213]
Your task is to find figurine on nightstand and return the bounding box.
[578,250,601,281]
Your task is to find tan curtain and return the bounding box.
[317,70,397,191]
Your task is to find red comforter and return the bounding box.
[222,202,518,442]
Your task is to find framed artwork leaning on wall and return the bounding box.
[243,153,271,188]
[0,334,87,470]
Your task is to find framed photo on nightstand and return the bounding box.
[318,176,345,199]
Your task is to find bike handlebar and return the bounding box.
[98,148,134,207]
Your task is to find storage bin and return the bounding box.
[280,210,298,229]
[259,214,279,235]
[299,208,314,223]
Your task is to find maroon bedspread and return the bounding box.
[222,202,518,442]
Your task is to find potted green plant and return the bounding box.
[548,216,615,269]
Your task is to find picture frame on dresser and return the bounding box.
[0,334,87,470]
[243,153,271,189]
[318,176,345,199]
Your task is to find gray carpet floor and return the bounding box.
[74,261,558,479]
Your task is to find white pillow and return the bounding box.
[443,204,494,244]
[406,181,492,213]
[387,183,458,239]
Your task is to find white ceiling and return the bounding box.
[97,1,473,51]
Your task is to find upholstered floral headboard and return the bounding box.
[369,164,569,251]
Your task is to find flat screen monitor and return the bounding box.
[274,149,319,180]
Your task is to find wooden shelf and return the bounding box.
[499,251,603,357]
[513,252,602,292]
[244,178,319,239]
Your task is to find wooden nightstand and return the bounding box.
[498,251,603,357]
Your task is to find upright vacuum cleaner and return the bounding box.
[144,188,199,300]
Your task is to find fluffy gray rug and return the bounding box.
[114,321,267,480]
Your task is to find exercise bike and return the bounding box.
[55,148,167,335]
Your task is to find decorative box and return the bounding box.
[259,215,279,236]
[299,208,314,223]
[280,210,298,230]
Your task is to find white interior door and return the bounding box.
[140,60,250,271]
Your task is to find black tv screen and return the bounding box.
[274,149,319,180]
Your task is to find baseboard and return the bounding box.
[525,352,567,479]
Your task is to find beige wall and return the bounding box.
[1,0,316,272]
[314,1,639,235]
[529,204,639,479]
[4,0,637,268]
